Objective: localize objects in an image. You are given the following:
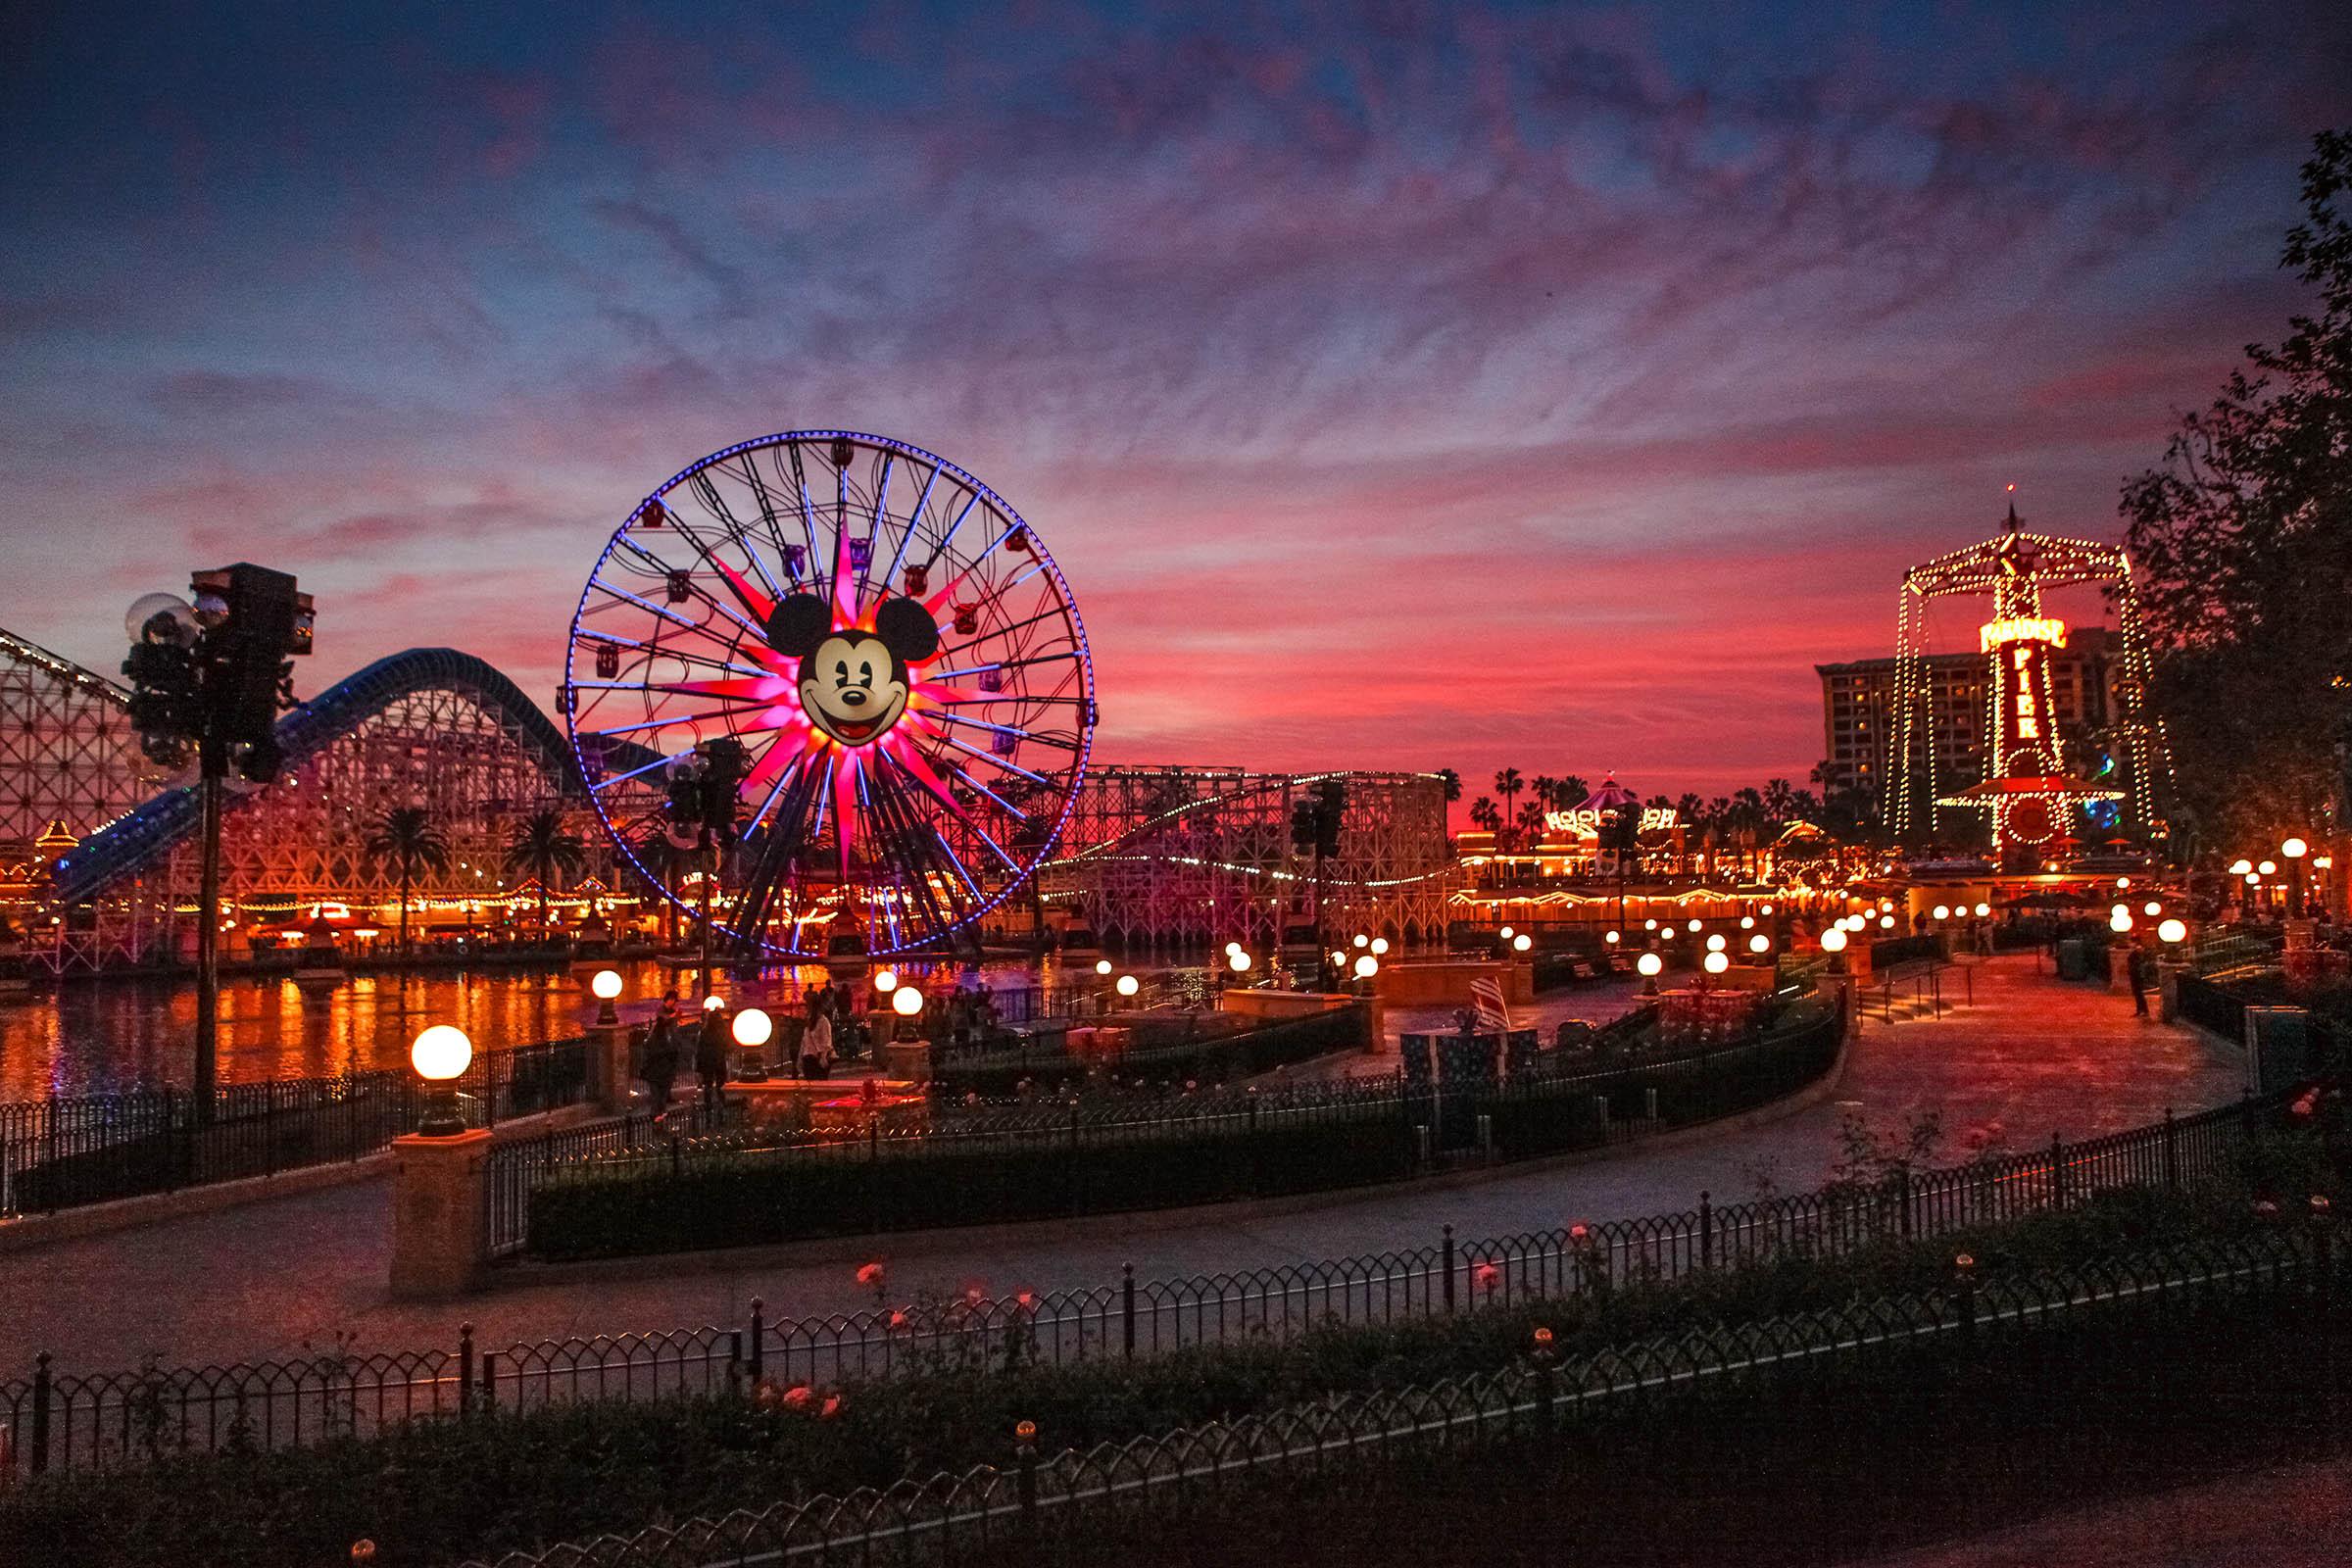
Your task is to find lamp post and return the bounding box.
[590,967,622,1027]
[2282,836,2308,917]
[732,1006,773,1083]
[411,1025,473,1137]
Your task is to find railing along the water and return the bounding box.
[0,1079,2288,1480]
[0,1037,588,1219]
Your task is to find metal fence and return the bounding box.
[2176,970,2253,1044]
[0,1038,588,1219]
[492,1004,1835,1257]
[461,1228,2338,1568]
[2,1080,2286,1481]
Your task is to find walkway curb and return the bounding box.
[492,1027,1853,1290]
[0,1102,601,1256]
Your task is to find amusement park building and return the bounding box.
[4,627,1453,969]
[1816,626,2124,804]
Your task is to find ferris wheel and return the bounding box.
[563,431,1097,959]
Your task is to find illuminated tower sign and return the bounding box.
[1889,501,2168,863]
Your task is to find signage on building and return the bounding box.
[1542,807,1680,836]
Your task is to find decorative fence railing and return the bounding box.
[0,1038,588,1219]
[461,1229,2337,1568]
[2176,970,2254,1044]
[497,1004,1840,1259]
[1,1081,2288,1481]
[929,998,1367,1094]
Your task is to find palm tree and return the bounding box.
[1514,799,1547,847]
[1762,778,1796,822]
[1468,796,1502,835]
[1557,775,1590,808]
[504,808,588,937]
[1493,768,1524,848]
[1674,793,1704,874]
[366,806,450,957]
[1435,768,1462,804]
[1532,775,1559,816]
[632,827,691,950]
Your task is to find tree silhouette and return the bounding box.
[366,806,449,957]
[504,808,588,936]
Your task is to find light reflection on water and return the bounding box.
[0,956,1064,1101]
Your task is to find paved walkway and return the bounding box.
[1845,1453,2350,1568]
[3,955,2241,1372]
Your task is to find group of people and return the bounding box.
[636,990,733,1110]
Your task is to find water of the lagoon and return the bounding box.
[0,956,1069,1102]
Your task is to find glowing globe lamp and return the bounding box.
[1355,933,1372,948]
[1224,941,1242,956]
[2110,911,2132,933]
[1933,906,1949,921]
[1604,930,1620,945]
[2144,902,2161,917]
[1749,934,1770,954]
[1688,918,1701,932]
[1760,904,1774,915]
[2158,918,2187,944]
[1880,915,1895,930]
[2259,860,2277,876]
[702,994,724,1011]
[2229,858,2253,875]
[1353,954,1379,979]
[1740,915,1754,929]
[411,1025,473,1137]
[1228,950,1251,972]
[1096,958,1113,975]
[1975,903,1990,917]
[1115,974,1140,998]
[1495,928,1511,942]
[733,1007,772,1048]
[1703,952,1730,975]
[1371,937,1391,956]
[590,967,622,1025]
[1512,933,1532,953]
[2283,837,2308,859]
[1637,953,1663,977]
[1821,928,1848,954]
[1643,919,1657,931]
[891,985,924,1017]
[872,968,899,994]
[1706,934,1726,953]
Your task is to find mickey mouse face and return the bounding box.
[765,594,941,748]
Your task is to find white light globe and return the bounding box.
[1371,937,1390,955]
[1821,928,1848,954]
[2143,902,2161,917]
[411,1025,472,1082]
[2158,918,2187,944]
[1749,934,1770,954]
[1760,904,1774,915]
[1637,953,1663,977]
[1706,934,1726,953]
[1604,930,1620,945]
[1880,915,1895,930]
[702,994,724,1012]
[1224,941,1242,956]
[1703,952,1730,975]
[2258,860,2277,876]
[1494,928,1511,942]
[1115,974,1140,997]
[1512,933,1532,953]
[2229,858,2253,875]
[590,969,622,1001]
[732,1007,773,1048]
[2111,904,2130,920]
[1740,915,1754,929]
[1933,906,1949,921]
[2246,873,2261,885]
[1687,918,1701,932]
[2110,912,2133,933]
[1659,927,1675,942]
[1355,933,1372,948]
[1096,958,1113,975]
[2283,837,2308,859]
[2117,876,2132,890]
[892,985,924,1016]
[872,968,899,993]
[1353,954,1379,978]
[1228,950,1251,972]
[1975,904,1990,917]
[1643,918,1657,931]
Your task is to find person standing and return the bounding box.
[2129,943,2152,1018]
[643,992,682,1110]
[801,1004,834,1080]
[695,1002,730,1101]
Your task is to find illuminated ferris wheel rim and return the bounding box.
[561,428,1098,957]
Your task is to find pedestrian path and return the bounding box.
[0,954,2241,1372]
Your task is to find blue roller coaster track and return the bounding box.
[50,648,585,904]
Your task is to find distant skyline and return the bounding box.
[5,1,2347,799]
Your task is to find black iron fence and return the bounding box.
[2,1078,2289,1481]
[503,1004,1838,1259]
[2176,970,2252,1044]
[0,1038,588,1219]
[461,1228,2339,1568]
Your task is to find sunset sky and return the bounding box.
[5,1,2346,802]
